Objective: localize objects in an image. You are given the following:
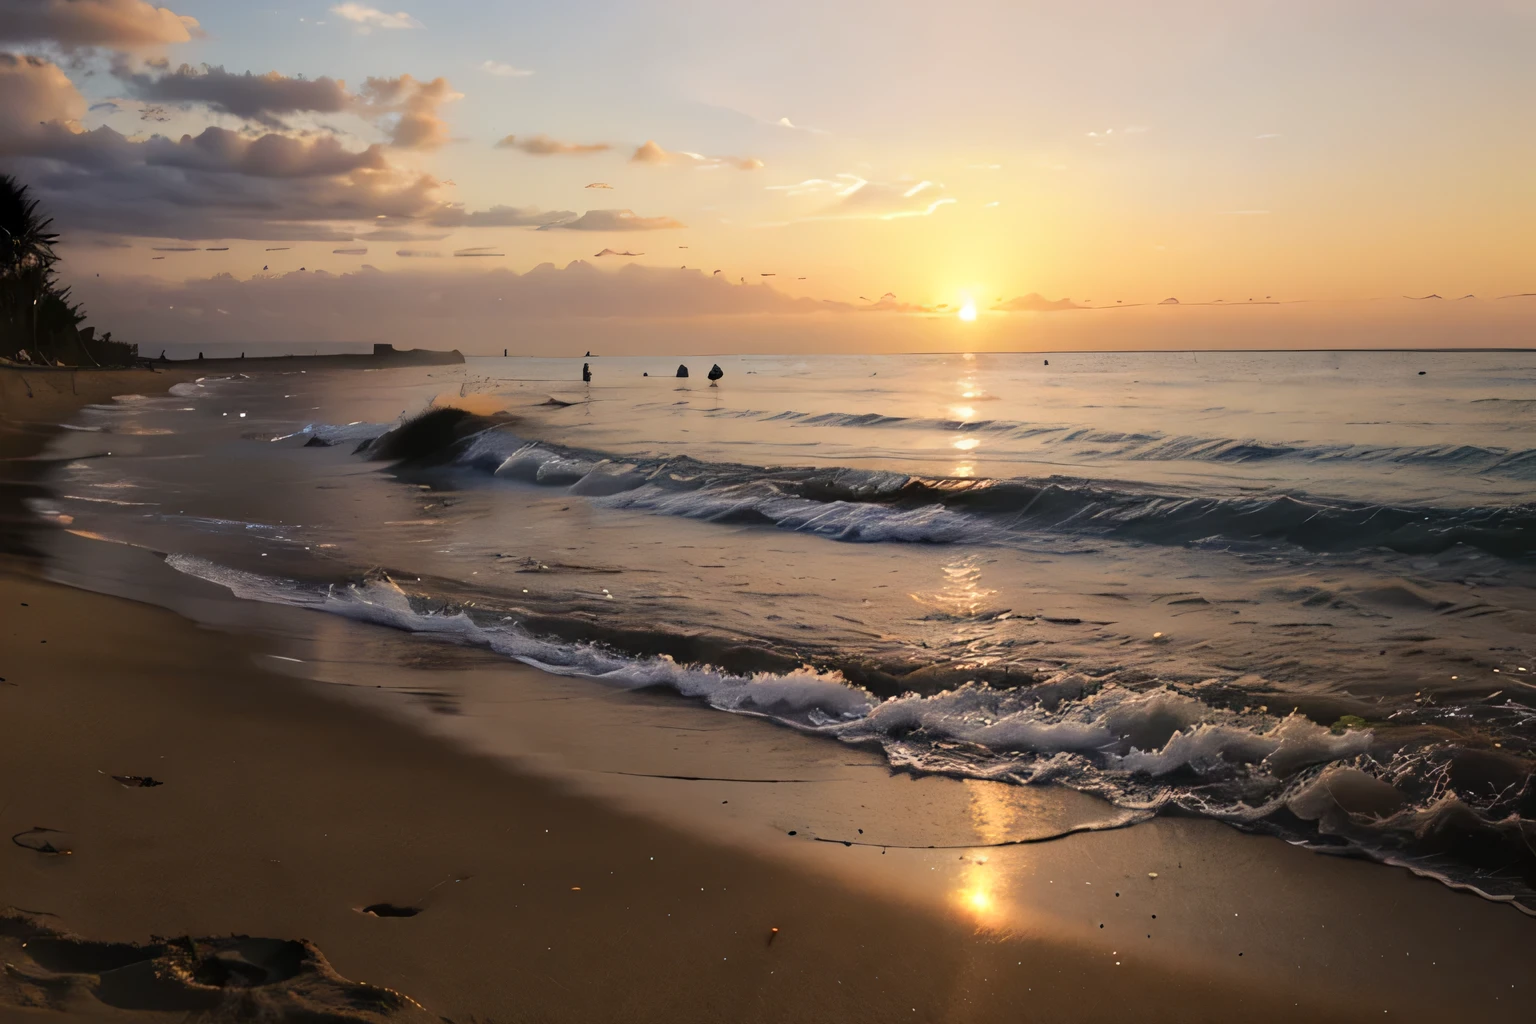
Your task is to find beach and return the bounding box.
[3,562,1532,1024]
[2,357,1534,1022]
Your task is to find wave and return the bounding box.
[690,407,1536,477]
[164,553,1536,914]
[314,416,1536,559]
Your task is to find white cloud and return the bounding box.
[768,175,955,222]
[481,60,533,77]
[331,4,422,32]
[631,140,762,171]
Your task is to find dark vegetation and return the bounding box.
[1,174,138,367]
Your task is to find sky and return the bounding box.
[1,0,1533,353]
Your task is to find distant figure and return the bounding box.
[676,364,689,378]
[707,363,723,384]
[582,362,592,382]
[198,352,204,360]
[643,372,649,376]
[1044,359,1049,365]
[158,350,167,361]
[503,348,508,357]
[585,350,591,357]
[263,265,268,271]
[240,352,245,359]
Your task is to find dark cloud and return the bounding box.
[537,208,684,231]
[143,128,389,177]
[75,263,850,346]
[0,55,546,241]
[0,0,200,50]
[496,134,610,156]
[119,64,350,127]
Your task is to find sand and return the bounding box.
[3,365,1532,1022]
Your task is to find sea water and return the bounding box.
[33,349,1536,910]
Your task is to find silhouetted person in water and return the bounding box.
[582,362,591,382]
[676,364,689,378]
[198,352,204,360]
[708,363,723,385]
[503,348,507,357]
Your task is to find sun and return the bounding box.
[958,299,977,322]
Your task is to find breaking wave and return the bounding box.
[308,416,1536,558]
[164,552,1536,914]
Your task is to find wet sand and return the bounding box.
[2,562,1533,1022]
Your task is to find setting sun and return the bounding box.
[958,300,977,322]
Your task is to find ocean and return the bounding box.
[33,349,1536,912]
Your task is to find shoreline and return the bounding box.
[0,563,1368,1023]
[4,547,1535,1021]
[3,356,1533,1021]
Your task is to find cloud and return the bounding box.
[118,64,350,127]
[77,263,851,346]
[357,74,458,149]
[631,139,762,171]
[429,204,576,228]
[0,0,200,50]
[0,52,86,134]
[481,61,532,78]
[993,293,1083,312]
[496,134,610,156]
[395,248,441,257]
[143,127,388,176]
[536,208,685,231]
[775,177,955,222]
[774,116,828,135]
[331,4,421,32]
[0,55,542,241]
[117,65,461,147]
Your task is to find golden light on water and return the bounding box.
[953,437,980,451]
[958,299,978,321]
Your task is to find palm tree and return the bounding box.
[1,174,64,362]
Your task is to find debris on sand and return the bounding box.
[0,909,434,1020]
[357,903,422,918]
[11,827,71,855]
[110,774,164,788]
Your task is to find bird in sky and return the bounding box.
[713,269,721,274]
